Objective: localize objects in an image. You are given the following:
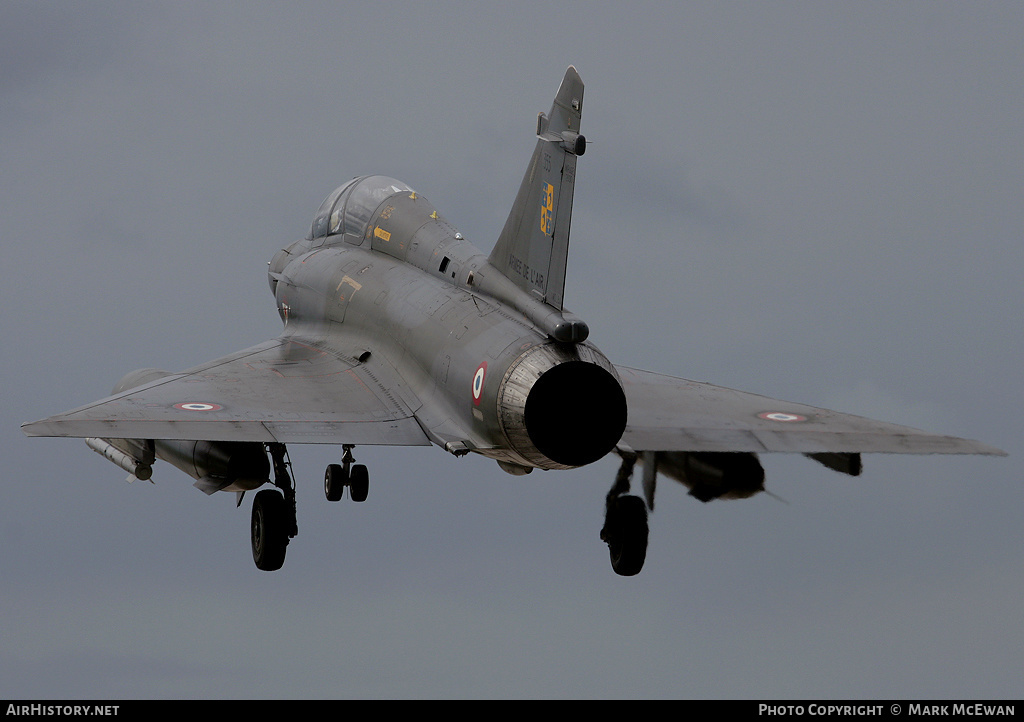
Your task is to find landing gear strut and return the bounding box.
[600,453,649,576]
[250,443,296,571]
[324,445,369,502]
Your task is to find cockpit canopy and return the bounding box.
[311,175,416,242]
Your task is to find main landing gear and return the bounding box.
[324,445,369,502]
[600,453,649,576]
[251,442,297,571]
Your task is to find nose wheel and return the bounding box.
[324,445,369,502]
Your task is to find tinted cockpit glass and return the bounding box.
[342,176,415,240]
[311,178,357,239]
[309,175,413,240]
[311,176,415,242]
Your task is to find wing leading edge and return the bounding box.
[615,365,1005,456]
[22,338,431,447]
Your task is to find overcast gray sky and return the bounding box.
[2,1,1021,699]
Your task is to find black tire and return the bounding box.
[604,495,648,576]
[251,490,288,571]
[325,463,345,502]
[349,464,369,502]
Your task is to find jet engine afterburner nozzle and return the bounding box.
[497,343,626,469]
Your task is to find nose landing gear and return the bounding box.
[324,445,369,502]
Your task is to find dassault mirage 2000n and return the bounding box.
[23,67,1005,575]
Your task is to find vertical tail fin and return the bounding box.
[488,66,585,311]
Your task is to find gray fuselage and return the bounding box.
[267,176,626,472]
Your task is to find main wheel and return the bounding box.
[602,495,649,576]
[349,464,369,502]
[325,463,346,502]
[251,490,288,571]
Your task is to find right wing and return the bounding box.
[615,365,1005,456]
[22,337,431,447]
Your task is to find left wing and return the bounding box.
[22,337,431,446]
[615,365,1005,456]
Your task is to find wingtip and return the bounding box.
[956,437,1009,457]
[928,438,1007,457]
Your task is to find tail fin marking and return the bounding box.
[488,66,585,311]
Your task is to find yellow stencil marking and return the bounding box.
[374,227,391,242]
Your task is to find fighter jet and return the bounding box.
[22,67,1004,576]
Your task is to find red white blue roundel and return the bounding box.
[472,362,487,405]
[757,411,807,422]
[174,402,223,412]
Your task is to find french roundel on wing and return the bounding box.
[472,362,487,406]
[173,402,224,412]
[757,411,808,423]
